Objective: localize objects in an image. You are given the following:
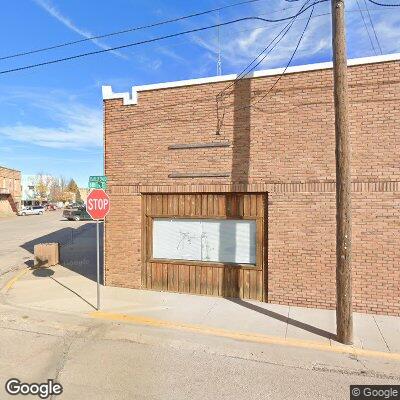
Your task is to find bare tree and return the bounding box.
[33,173,52,203]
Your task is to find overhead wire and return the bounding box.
[214,0,314,132]
[363,0,383,54]
[254,6,314,108]
[217,17,300,98]
[102,0,386,131]
[212,0,314,135]
[217,0,314,97]
[226,0,316,115]
[366,0,400,6]
[0,1,309,62]
[356,0,378,55]
[0,1,329,76]
[104,0,393,134]
[0,0,274,61]
[126,6,385,67]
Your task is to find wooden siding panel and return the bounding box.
[162,264,168,291]
[200,267,208,295]
[142,193,266,301]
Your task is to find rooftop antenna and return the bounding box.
[217,10,222,76]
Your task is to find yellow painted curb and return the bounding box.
[2,269,28,293]
[89,311,400,362]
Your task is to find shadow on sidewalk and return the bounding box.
[21,224,93,252]
[32,267,97,310]
[21,222,103,284]
[228,298,336,341]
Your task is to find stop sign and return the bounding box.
[87,189,110,220]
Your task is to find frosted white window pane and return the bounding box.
[152,218,256,265]
[152,219,202,261]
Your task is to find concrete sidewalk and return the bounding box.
[2,218,399,357]
[3,262,400,356]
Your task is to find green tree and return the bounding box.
[67,179,82,202]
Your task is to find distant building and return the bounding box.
[21,175,36,205]
[0,166,21,216]
[21,174,53,205]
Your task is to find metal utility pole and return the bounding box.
[96,219,100,310]
[217,10,222,76]
[331,0,353,344]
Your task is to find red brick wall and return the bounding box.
[0,166,21,214]
[104,193,141,288]
[268,192,337,310]
[268,191,400,315]
[104,59,400,315]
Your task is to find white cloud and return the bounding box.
[185,0,400,74]
[32,0,127,59]
[237,27,266,51]
[156,47,187,63]
[0,91,102,150]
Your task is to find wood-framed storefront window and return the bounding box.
[141,193,267,301]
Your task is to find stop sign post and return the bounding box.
[87,189,110,310]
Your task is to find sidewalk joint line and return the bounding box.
[284,306,290,340]
[373,315,391,352]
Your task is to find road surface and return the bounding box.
[0,303,398,400]
[0,210,398,399]
[0,211,92,275]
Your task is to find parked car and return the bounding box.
[63,205,92,221]
[45,204,57,211]
[18,206,45,216]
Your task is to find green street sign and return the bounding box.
[89,176,107,189]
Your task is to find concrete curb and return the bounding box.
[89,311,400,362]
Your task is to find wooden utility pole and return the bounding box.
[331,0,353,344]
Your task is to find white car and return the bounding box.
[18,206,44,216]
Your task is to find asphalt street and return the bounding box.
[0,211,399,399]
[0,304,398,400]
[0,211,92,275]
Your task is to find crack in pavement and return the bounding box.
[2,313,400,390]
[50,334,76,400]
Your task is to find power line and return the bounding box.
[0,1,328,76]
[236,2,316,111]
[0,0,301,62]
[216,10,222,76]
[215,13,300,133]
[214,0,315,133]
[215,1,316,133]
[218,0,315,97]
[356,0,377,55]
[363,0,383,54]
[217,16,298,98]
[140,7,385,64]
[366,0,400,6]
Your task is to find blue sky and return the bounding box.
[0,0,399,187]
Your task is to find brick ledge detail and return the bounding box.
[108,180,400,195]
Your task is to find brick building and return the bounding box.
[0,166,21,216]
[102,53,400,316]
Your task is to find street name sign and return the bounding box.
[87,189,110,220]
[89,175,107,190]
